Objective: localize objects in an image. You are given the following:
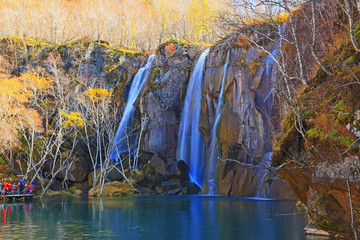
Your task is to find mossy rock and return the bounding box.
[315,218,346,233]
[157,40,188,53]
[89,181,138,197]
[84,41,142,56]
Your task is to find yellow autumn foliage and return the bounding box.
[61,110,85,128]
[0,77,31,104]
[0,0,226,50]
[187,0,217,40]
[20,72,51,90]
[85,87,112,102]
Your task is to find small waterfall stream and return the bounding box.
[255,45,280,198]
[205,49,231,195]
[110,55,155,161]
[177,48,210,187]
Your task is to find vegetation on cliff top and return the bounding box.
[0,0,227,51]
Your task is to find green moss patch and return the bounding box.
[316,218,346,233]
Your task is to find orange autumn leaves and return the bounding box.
[0,73,50,149]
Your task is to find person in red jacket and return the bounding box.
[26,183,30,194]
[8,183,12,194]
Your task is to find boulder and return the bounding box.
[162,188,182,195]
[304,223,331,237]
[56,157,91,183]
[183,182,201,195]
[161,179,182,191]
[165,159,181,176]
[149,154,166,176]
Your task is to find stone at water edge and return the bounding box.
[161,188,182,195]
[161,179,182,191]
[75,189,82,195]
[304,223,331,237]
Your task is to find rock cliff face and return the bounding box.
[274,29,360,236]
[198,36,296,198]
[134,36,296,198]
[139,41,203,158]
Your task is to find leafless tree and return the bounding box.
[21,55,80,196]
[341,0,360,52]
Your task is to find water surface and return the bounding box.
[0,195,319,240]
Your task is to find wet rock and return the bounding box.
[177,160,190,177]
[165,159,181,176]
[161,179,182,191]
[133,156,198,195]
[202,181,220,195]
[133,185,155,195]
[162,188,182,195]
[183,182,201,195]
[149,154,166,176]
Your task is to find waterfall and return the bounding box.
[177,48,210,187]
[205,49,231,195]
[110,55,155,161]
[255,45,280,198]
[256,152,273,198]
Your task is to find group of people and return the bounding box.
[1,180,35,196]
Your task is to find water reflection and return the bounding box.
[1,202,35,225]
[0,196,320,240]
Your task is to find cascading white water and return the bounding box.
[177,48,210,187]
[256,152,273,197]
[205,49,231,194]
[255,45,279,198]
[110,55,155,161]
